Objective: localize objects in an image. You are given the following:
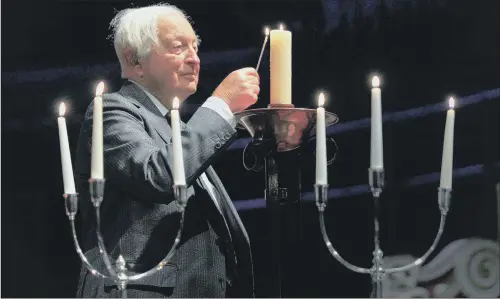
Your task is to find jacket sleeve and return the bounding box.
[78,94,237,205]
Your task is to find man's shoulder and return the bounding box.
[103,90,139,108]
[84,87,142,115]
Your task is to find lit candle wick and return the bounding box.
[448,97,455,109]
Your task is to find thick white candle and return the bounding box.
[440,97,455,189]
[270,24,292,105]
[58,103,76,194]
[91,81,105,179]
[370,76,384,170]
[171,97,186,186]
[316,93,328,185]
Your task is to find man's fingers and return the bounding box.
[241,67,259,78]
[246,75,259,85]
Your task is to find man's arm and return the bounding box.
[80,94,236,205]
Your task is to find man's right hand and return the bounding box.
[212,67,260,113]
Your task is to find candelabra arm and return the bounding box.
[89,178,118,277]
[385,188,450,274]
[316,184,372,274]
[65,179,188,299]
[126,184,187,282]
[64,193,110,279]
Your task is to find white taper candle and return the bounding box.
[316,93,328,185]
[91,81,105,179]
[370,76,384,170]
[171,97,186,186]
[440,97,455,189]
[58,103,76,194]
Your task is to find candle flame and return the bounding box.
[59,102,66,117]
[265,27,270,36]
[448,97,455,109]
[279,24,284,31]
[96,81,105,97]
[318,93,325,107]
[173,97,180,110]
[372,76,380,88]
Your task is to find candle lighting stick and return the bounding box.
[61,83,189,298]
[255,27,269,72]
[315,80,454,298]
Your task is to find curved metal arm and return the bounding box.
[69,217,110,279]
[92,184,187,284]
[126,207,185,282]
[90,179,118,277]
[385,213,446,274]
[65,193,109,279]
[65,182,188,298]
[94,208,118,277]
[385,188,450,274]
[316,185,371,274]
[316,184,450,277]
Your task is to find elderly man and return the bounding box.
[74,3,259,298]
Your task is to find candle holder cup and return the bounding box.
[63,180,188,298]
[315,167,450,298]
[235,106,338,297]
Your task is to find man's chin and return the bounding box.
[185,84,198,94]
[176,86,197,100]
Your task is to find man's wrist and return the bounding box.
[202,96,237,128]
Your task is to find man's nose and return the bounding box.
[185,48,200,65]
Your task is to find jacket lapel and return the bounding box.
[118,81,173,145]
[205,166,251,245]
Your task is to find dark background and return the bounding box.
[2,0,499,297]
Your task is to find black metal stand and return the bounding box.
[264,150,302,297]
[236,107,338,297]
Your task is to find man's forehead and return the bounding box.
[158,16,197,40]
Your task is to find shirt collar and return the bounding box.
[129,80,169,117]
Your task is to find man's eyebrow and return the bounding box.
[172,33,200,46]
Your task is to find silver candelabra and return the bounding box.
[64,179,188,298]
[315,167,451,298]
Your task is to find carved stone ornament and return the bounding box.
[382,238,499,298]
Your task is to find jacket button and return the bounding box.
[215,143,221,149]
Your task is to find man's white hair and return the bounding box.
[109,3,194,73]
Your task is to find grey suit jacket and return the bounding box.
[74,81,254,297]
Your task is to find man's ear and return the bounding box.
[123,49,143,77]
[123,49,141,67]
